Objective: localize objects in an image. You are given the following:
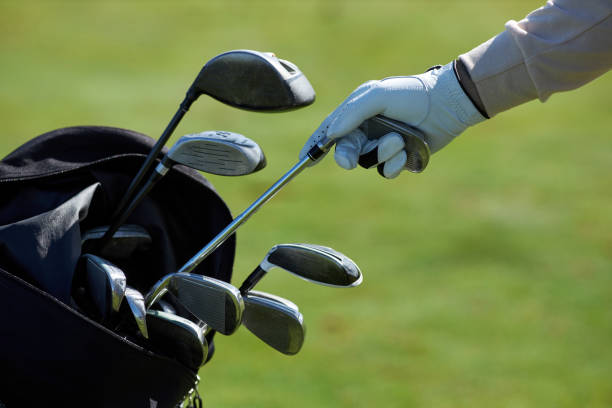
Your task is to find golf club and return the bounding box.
[239,243,362,294]
[242,290,305,355]
[145,272,244,335]
[98,130,266,249]
[247,289,300,312]
[177,115,429,274]
[109,50,314,234]
[72,254,126,323]
[122,286,149,339]
[81,224,152,259]
[146,309,208,371]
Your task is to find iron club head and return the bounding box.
[81,224,152,259]
[123,286,149,339]
[242,290,305,355]
[239,243,363,294]
[145,273,244,335]
[146,309,208,371]
[74,254,127,322]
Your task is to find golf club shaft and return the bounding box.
[239,265,266,295]
[108,96,194,227]
[98,170,164,251]
[178,140,333,274]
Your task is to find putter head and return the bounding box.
[165,130,266,176]
[146,273,244,335]
[75,254,127,321]
[243,291,305,355]
[189,49,315,112]
[263,243,363,287]
[146,309,208,371]
[81,224,152,259]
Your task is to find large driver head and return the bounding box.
[188,50,315,112]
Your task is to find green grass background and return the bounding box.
[1,1,611,407]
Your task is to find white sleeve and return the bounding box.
[459,0,612,117]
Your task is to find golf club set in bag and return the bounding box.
[0,50,430,407]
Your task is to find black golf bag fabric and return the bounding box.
[0,126,236,407]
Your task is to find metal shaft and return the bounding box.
[178,154,314,274]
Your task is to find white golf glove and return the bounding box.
[300,62,486,178]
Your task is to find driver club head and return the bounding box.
[163,130,266,176]
[145,273,244,335]
[242,291,305,355]
[189,49,315,112]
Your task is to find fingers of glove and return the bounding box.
[376,150,407,179]
[299,81,378,160]
[299,113,335,160]
[357,132,405,169]
[334,129,368,170]
[326,82,385,140]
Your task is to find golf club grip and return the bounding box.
[359,115,430,173]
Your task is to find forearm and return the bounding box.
[456,0,612,117]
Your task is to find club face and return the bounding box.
[146,309,208,371]
[263,244,362,288]
[167,131,266,176]
[82,254,127,318]
[82,224,152,259]
[148,273,244,335]
[124,287,148,338]
[191,50,315,112]
[243,292,305,355]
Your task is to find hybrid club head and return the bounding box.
[189,49,315,112]
[242,291,305,355]
[82,224,152,259]
[74,254,127,322]
[239,243,362,294]
[145,273,244,335]
[146,309,208,371]
[123,287,149,339]
[161,130,266,176]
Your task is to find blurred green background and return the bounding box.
[1,1,611,407]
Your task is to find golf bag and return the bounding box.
[0,126,236,407]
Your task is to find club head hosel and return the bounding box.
[156,157,174,177]
[238,265,267,295]
[307,137,335,161]
[182,87,200,110]
[144,274,172,309]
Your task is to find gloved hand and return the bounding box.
[300,62,486,178]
